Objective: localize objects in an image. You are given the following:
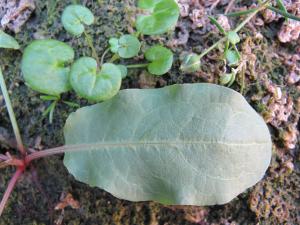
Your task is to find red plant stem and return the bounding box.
[25,144,91,163]
[0,168,23,216]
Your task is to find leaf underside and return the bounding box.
[64,83,271,206]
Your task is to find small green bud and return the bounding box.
[180,53,201,73]
[224,49,240,66]
[220,73,234,85]
[227,31,240,45]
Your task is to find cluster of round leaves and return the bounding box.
[21,2,177,103]
[21,39,124,102]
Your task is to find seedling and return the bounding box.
[180,53,201,73]
[144,45,173,75]
[70,58,122,102]
[21,39,78,123]
[20,1,178,122]
[181,0,300,88]
[109,35,141,59]
[136,0,180,35]
[61,5,94,36]
[62,4,99,64]
[21,39,74,96]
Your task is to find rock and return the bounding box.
[0,0,35,33]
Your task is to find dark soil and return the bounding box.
[0,0,299,224]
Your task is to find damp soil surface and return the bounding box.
[0,0,299,224]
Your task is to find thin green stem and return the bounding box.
[267,6,300,21]
[84,31,100,65]
[100,48,110,66]
[126,63,149,69]
[276,0,287,13]
[199,37,227,59]
[234,2,269,33]
[208,16,226,35]
[48,101,57,124]
[42,100,57,124]
[0,68,25,155]
[199,1,269,60]
[63,101,80,108]
[225,8,256,17]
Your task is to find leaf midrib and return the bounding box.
[67,140,269,149]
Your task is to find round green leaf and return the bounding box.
[62,5,94,36]
[0,31,20,49]
[136,0,180,35]
[109,38,119,53]
[21,39,74,96]
[118,35,141,58]
[227,31,240,45]
[145,45,173,76]
[180,53,201,73]
[109,35,141,59]
[70,57,122,102]
[117,65,128,78]
[224,49,240,66]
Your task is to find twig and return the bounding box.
[100,48,110,66]
[83,31,100,65]
[225,0,235,14]
[0,168,23,216]
[209,0,222,14]
[0,154,8,161]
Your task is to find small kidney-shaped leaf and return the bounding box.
[70,57,122,102]
[62,5,94,36]
[136,0,180,35]
[0,31,20,49]
[21,39,74,96]
[109,35,141,58]
[64,83,272,206]
[145,45,173,75]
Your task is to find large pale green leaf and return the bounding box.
[64,83,272,206]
